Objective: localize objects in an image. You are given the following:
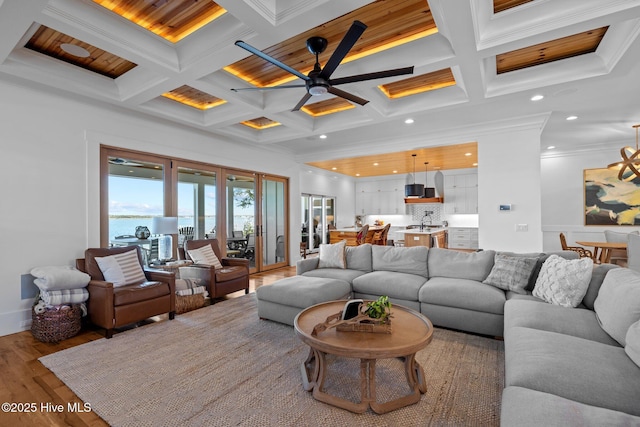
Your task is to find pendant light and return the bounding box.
[423,162,436,198]
[404,154,424,197]
[607,124,640,181]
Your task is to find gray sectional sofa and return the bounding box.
[297,244,569,337]
[293,243,640,425]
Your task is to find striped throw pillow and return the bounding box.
[187,245,223,269]
[95,249,147,287]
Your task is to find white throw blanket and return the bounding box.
[31,265,90,291]
[175,278,208,297]
[39,288,89,305]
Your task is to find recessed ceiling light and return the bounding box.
[331,167,337,170]
[393,170,398,174]
[373,162,379,166]
[319,134,327,139]
[472,163,478,166]
[547,145,556,150]
[60,43,90,58]
[355,173,360,177]
[465,152,472,156]
[530,94,544,101]
[404,118,414,124]
[566,115,578,121]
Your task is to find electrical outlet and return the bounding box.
[515,224,528,232]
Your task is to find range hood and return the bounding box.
[404,183,424,197]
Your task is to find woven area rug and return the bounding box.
[40,294,504,426]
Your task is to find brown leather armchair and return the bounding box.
[76,246,176,338]
[181,239,250,298]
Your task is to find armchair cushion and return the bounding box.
[187,245,223,269]
[95,249,146,287]
[113,281,171,306]
[215,266,248,282]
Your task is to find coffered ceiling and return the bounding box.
[1,0,640,176]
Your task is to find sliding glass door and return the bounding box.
[302,194,336,253]
[261,175,287,270]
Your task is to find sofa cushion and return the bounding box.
[371,245,428,277]
[95,249,147,287]
[504,326,640,416]
[318,240,346,269]
[345,243,373,272]
[582,263,620,310]
[302,268,367,284]
[352,271,427,302]
[532,255,593,308]
[626,320,640,368]
[498,251,579,292]
[594,268,640,346]
[427,248,495,281]
[501,386,640,427]
[419,277,506,315]
[504,299,620,346]
[483,253,538,294]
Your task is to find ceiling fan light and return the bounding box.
[309,86,328,96]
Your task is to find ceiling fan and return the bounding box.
[231,20,414,111]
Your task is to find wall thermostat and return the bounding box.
[499,204,512,211]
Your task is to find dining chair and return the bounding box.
[627,233,640,273]
[559,233,593,259]
[604,230,638,266]
[372,224,391,245]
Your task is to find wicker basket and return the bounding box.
[31,304,82,343]
[175,293,205,314]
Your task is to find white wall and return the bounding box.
[299,166,356,229]
[0,78,300,336]
[541,148,640,251]
[478,127,543,252]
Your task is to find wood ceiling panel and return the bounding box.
[379,68,456,99]
[497,27,608,74]
[240,117,281,130]
[225,0,437,87]
[307,142,478,177]
[91,0,226,43]
[25,25,136,78]
[493,0,535,14]
[162,85,226,110]
[301,98,355,117]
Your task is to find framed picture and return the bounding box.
[584,168,640,225]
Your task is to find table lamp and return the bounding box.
[152,216,178,263]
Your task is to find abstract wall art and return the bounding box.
[584,168,640,225]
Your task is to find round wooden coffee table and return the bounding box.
[294,300,433,414]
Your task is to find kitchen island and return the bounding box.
[329,226,385,246]
[397,228,447,248]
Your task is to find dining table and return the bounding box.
[575,241,627,264]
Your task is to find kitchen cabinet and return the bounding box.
[355,179,406,215]
[447,227,478,250]
[444,173,478,214]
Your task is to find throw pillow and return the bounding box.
[483,254,539,294]
[625,320,640,368]
[187,245,223,269]
[95,249,146,287]
[318,240,347,269]
[594,268,640,346]
[532,254,593,307]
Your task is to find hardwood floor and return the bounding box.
[0,266,297,427]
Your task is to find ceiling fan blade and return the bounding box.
[292,93,313,111]
[330,66,415,86]
[319,20,367,80]
[235,41,310,82]
[328,87,369,106]
[231,84,306,92]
